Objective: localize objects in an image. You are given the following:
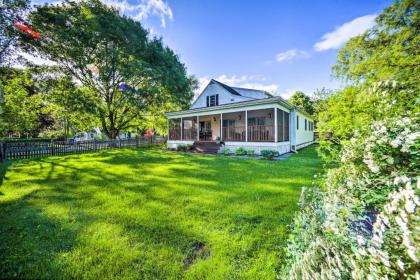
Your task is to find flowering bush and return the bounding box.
[282,82,419,279]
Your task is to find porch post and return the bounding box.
[180,117,183,140]
[274,107,278,142]
[196,116,199,141]
[245,110,248,142]
[220,113,223,141]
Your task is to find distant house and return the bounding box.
[165,79,314,154]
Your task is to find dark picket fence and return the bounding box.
[0,136,166,161]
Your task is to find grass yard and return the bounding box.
[0,146,322,279]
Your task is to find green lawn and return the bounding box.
[0,146,322,279]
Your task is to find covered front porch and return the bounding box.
[168,107,290,143]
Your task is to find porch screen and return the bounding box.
[182,119,197,140]
[277,109,290,142]
[168,118,181,140]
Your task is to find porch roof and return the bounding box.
[166,96,312,119]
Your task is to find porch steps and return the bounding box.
[191,141,221,154]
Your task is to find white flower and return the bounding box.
[407,131,420,141]
[394,176,410,185]
[397,259,405,271]
[390,138,402,148]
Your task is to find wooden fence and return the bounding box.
[0,136,166,161]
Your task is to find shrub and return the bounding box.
[223,148,230,155]
[235,147,247,156]
[260,150,279,160]
[246,149,255,156]
[176,144,191,152]
[282,114,420,279]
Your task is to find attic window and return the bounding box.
[206,94,219,107]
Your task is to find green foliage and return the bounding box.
[0,68,45,136]
[0,66,94,138]
[223,148,230,155]
[20,0,195,139]
[317,81,419,162]
[333,0,420,89]
[289,91,314,115]
[0,0,30,65]
[260,149,279,160]
[235,147,247,156]
[0,146,322,278]
[246,149,255,156]
[283,103,419,278]
[317,0,420,162]
[176,144,191,152]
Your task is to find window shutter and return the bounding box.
[305,119,307,131]
[206,96,209,107]
[297,116,299,130]
[216,94,219,106]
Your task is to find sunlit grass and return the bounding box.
[0,146,322,279]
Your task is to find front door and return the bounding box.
[199,121,212,141]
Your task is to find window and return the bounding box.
[206,94,219,107]
[297,116,299,130]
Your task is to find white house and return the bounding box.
[166,79,314,154]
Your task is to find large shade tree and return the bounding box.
[20,0,195,139]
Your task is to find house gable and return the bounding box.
[190,80,251,109]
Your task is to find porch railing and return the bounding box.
[247,125,274,142]
[222,126,246,141]
[183,128,197,141]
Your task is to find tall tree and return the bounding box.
[0,67,45,137]
[333,0,420,88]
[20,0,195,139]
[311,87,333,125]
[289,91,314,115]
[0,0,30,65]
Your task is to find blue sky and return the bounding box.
[32,0,393,98]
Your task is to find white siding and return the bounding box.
[190,82,250,109]
[295,112,314,146]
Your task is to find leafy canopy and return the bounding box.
[333,0,420,88]
[21,0,195,138]
[289,91,314,115]
[317,0,419,159]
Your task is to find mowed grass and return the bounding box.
[0,146,322,279]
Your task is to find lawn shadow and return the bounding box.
[0,190,78,278]
[0,161,13,195]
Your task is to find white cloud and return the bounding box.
[275,49,310,63]
[279,88,302,100]
[314,14,377,51]
[34,0,173,28]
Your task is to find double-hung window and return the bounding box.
[206,94,219,107]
